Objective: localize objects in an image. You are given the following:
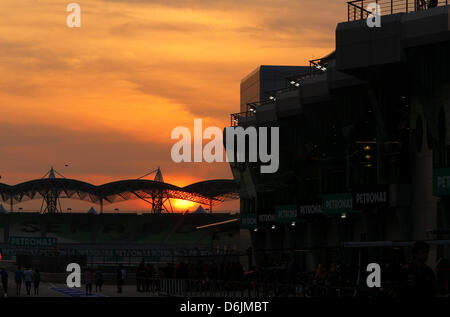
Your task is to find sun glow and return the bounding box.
[171,199,198,212]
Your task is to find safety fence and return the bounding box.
[153,279,381,297]
[156,279,300,297]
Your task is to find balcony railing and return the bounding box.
[230,111,254,127]
[230,99,278,126]
[286,57,331,89]
[347,0,449,21]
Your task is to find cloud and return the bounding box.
[0,120,231,184]
[0,0,345,212]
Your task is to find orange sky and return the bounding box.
[0,0,346,212]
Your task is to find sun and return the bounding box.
[171,199,197,212]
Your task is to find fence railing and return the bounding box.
[230,111,255,127]
[152,278,383,297]
[347,0,449,21]
[155,278,303,297]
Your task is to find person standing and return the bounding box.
[24,267,33,295]
[416,0,427,10]
[117,264,124,293]
[0,268,8,297]
[15,266,23,296]
[94,268,103,293]
[428,0,438,8]
[85,267,93,296]
[137,261,146,292]
[33,269,40,296]
[121,266,127,290]
[145,263,153,292]
[396,241,437,297]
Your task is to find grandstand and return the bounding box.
[0,212,242,265]
[0,168,241,266]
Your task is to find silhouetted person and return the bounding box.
[0,268,8,297]
[145,264,153,292]
[33,269,40,295]
[397,241,436,297]
[85,267,93,295]
[15,266,23,296]
[117,264,126,293]
[24,267,33,295]
[136,261,146,292]
[428,0,438,8]
[94,268,103,293]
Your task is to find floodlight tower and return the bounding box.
[40,167,63,214]
[138,167,173,214]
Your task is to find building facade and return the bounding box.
[228,5,450,273]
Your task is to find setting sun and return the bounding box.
[170,199,198,212]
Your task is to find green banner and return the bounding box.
[299,204,322,215]
[275,205,297,223]
[8,236,57,248]
[433,168,450,196]
[239,213,257,229]
[322,193,353,215]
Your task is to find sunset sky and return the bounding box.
[0,0,346,212]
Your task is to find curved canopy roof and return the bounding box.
[182,179,240,202]
[0,177,239,206]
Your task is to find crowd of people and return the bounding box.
[0,241,444,297]
[302,241,441,297]
[0,266,40,297]
[122,261,246,293]
[83,267,104,295]
[124,241,444,297]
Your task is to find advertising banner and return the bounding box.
[433,168,450,196]
[8,236,57,248]
[322,193,353,215]
[275,205,297,223]
[239,213,257,229]
[353,185,389,209]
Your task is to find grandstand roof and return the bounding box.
[182,179,239,201]
[0,177,239,207]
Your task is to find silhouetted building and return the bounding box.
[228,4,450,273]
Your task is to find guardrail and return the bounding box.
[347,0,449,21]
[230,111,254,127]
[154,278,384,297]
[156,279,302,297]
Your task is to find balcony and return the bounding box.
[230,110,254,127]
[337,2,450,73]
[347,0,449,21]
